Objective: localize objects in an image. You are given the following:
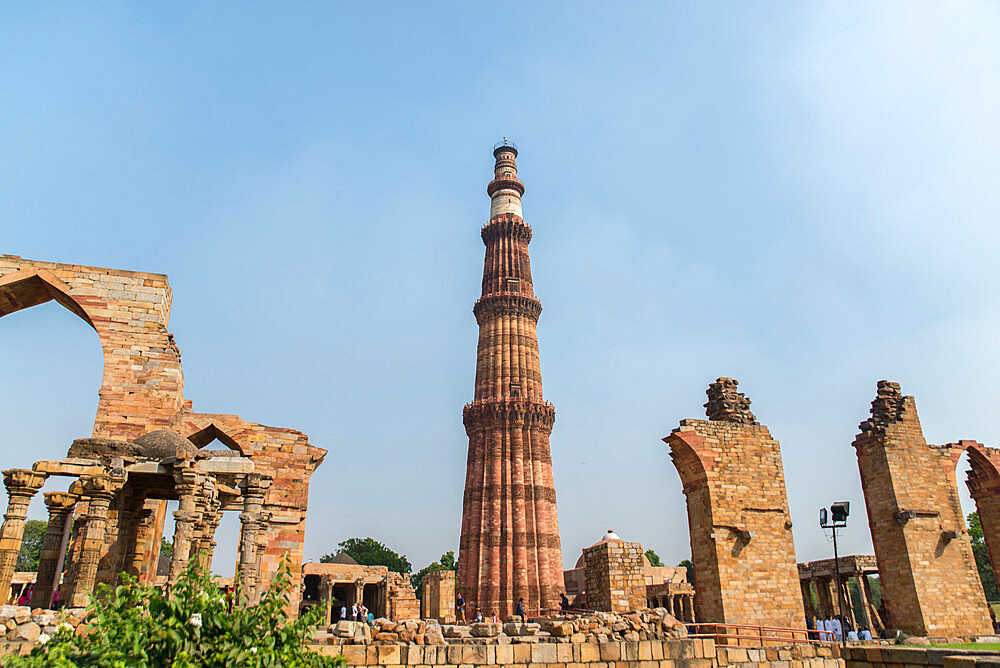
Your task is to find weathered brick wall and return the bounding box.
[422,570,456,623]
[0,256,326,613]
[663,378,805,629]
[583,540,646,613]
[853,381,992,637]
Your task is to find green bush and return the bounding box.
[7,557,345,668]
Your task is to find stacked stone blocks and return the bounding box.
[583,539,647,614]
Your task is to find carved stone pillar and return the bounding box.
[30,491,78,608]
[0,469,47,602]
[67,474,114,607]
[194,483,221,572]
[168,465,203,585]
[237,473,271,605]
[354,579,365,609]
[121,502,155,579]
[801,579,817,622]
[95,463,127,586]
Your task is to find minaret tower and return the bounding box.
[458,140,564,617]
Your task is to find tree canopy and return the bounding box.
[678,559,694,584]
[15,520,47,572]
[644,549,663,567]
[968,511,999,601]
[321,537,411,574]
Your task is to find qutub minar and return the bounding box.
[457,141,565,617]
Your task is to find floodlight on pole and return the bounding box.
[820,502,851,647]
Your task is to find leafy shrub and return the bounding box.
[7,556,345,668]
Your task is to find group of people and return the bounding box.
[812,617,873,642]
[8,585,61,609]
[455,592,527,623]
[337,601,375,624]
[454,591,573,622]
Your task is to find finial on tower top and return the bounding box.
[493,138,518,157]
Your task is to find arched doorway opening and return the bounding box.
[0,295,103,595]
[954,446,1000,604]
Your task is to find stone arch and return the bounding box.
[938,440,1000,599]
[853,381,992,637]
[664,378,805,630]
[0,267,107,462]
[0,267,99,329]
[0,257,184,440]
[185,423,246,455]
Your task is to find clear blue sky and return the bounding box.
[3,2,1000,576]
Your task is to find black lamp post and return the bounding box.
[820,501,850,646]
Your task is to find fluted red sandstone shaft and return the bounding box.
[458,142,564,618]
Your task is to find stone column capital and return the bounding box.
[79,473,113,500]
[43,491,78,513]
[2,469,47,496]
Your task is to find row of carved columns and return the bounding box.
[0,465,274,610]
[651,592,695,622]
[801,575,883,633]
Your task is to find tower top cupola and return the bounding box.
[488,138,524,218]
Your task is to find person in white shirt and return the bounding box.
[847,629,858,642]
[859,628,872,641]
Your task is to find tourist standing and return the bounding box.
[560,593,570,612]
[351,603,359,621]
[456,592,466,623]
[515,598,525,620]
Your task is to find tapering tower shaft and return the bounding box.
[458,142,564,618]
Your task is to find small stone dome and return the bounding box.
[328,553,359,565]
[133,430,198,460]
[575,529,626,568]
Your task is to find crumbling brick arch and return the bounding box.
[936,440,1000,598]
[0,267,100,328]
[853,382,992,637]
[663,378,805,628]
[0,256,183,440]
[185,422,248,456]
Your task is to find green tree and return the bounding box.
[7,555,343,668]
[644,549,663,567]
[411,552,457,598]
[968,511,1000,601]
[160,538,174,560]
[678,559,694,584]
[15,520,48,572]
[321,537,411,574]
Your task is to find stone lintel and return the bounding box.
[195,458,254,474]
[126,462,171,475]
[32,460,104,477]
